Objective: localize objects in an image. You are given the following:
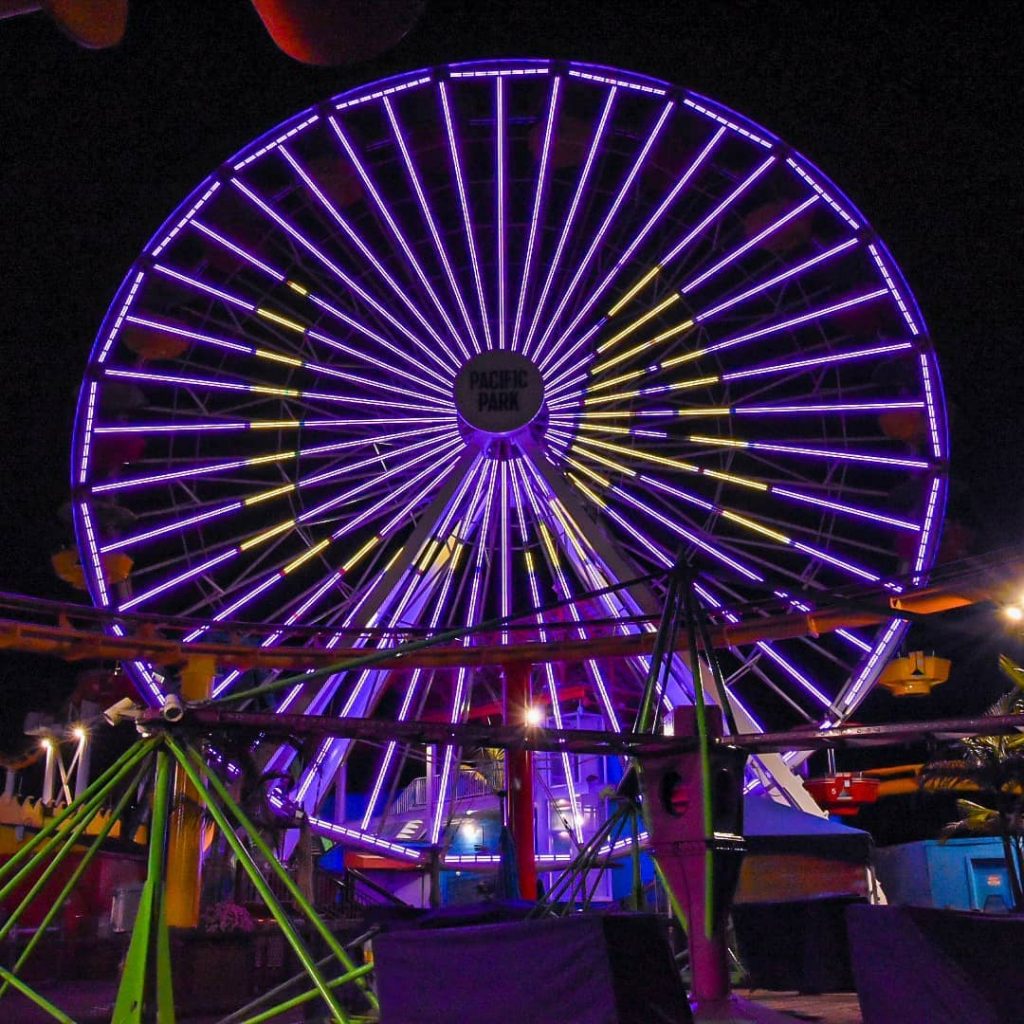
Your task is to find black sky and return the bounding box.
[0,2,1022,748]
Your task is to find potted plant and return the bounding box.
[919,655,1024,910]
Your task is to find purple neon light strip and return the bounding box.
[278,150,457,380]
[79,503,109,608]
[429,462,498,844]
[736,399,924,416]
[496,77,507,348]
[748,439,931,469]
[241,457,461,717]
[868,243,920,336]
[531,100,676,365]
[119,549,236,612]
[914,475,943,580]
[191,220,285,281]
[696,237,860,323]
[688,288,890,366]
[231,114,320,172]
[785,157,859,228]
[77,382,99,485]
[509,460,584,843]
[512,76,560,352]
[381,95,481,353]
[540,126,726,377]
[681,195,820,294]
[150,180,221,257]
[153,264,255,311]
[662,155,776,266]
[332,74,433,112]
[438,80,491,352]
[103,366,440,415]
[101,501,244,553]
[606,482,763,582]
[722,339,914,383]
[124,315,253,355]
[95,415,453,434]
[96,270,146,364]
[303,435,463,525]
[919,353,943,458]
[522,86,619,360]
[360,549,462,828]
[519,456,621,731]
[213,570,344,698]
[182,571,284,644]
[231,176,463,372]
[683,97,773,149]
[792,540,879,583]
[771,487,920,532]
[329,115,470,361]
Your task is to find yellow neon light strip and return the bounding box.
[568,473,606,508]
[244,483,296,506]
[417,538,440,572]
[583,374,718,406]
[570,442,637,478]
[676,407,730,417]
[720,510,791,544]
[240,519,295,551]
[250,419,303,429]
[592,318,696,376]
[607,265,661,317]
[587,368,648,394]
[257,307,306,334]
[704,468,767,491]
[538,522,560,567]
[283,538,331,574]
[246,451,297,466]
[596,295,682,353]
[580,436,700,474]
[564,455,610,488]
[524,550,535,573]
[689,434,748,448]
[287,280,309,296]
[343,535,380,572]
[253,385,301,398]
[256,348,304,368]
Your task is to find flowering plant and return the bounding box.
[200,900,255,934]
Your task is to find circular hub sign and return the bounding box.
[455,351,544,436]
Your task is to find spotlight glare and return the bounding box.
[524,705,545,727]
[1005,605,1024,623]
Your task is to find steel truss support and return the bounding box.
[0,732,378,1024]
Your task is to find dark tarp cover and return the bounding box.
[374,913,692,1024]
[744,794,871,862]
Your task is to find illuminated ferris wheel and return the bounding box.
[71,59,947,857]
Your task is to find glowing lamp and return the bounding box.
[878,651,951,697]
[1006,605,1024,623]
[524,705,544,727]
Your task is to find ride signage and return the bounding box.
[455,351,544,435]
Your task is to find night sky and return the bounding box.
[1,2,1022,779]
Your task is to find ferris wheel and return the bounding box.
[71,59,947,859]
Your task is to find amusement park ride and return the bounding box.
[1,56,1018,1023]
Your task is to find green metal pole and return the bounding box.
[239,965,374,1024]
[172,738,378,1011]
[0,758,150,999]
[164,738,352,1023]
[630,802,644,912]
[0,966,74,1024]
[0,739,154,891]
[113,745,174,1024]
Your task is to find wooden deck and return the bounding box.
[737,989,864,1024]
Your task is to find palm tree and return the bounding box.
[920,656,1024,911]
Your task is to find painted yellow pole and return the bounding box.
[165,656,216,928]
